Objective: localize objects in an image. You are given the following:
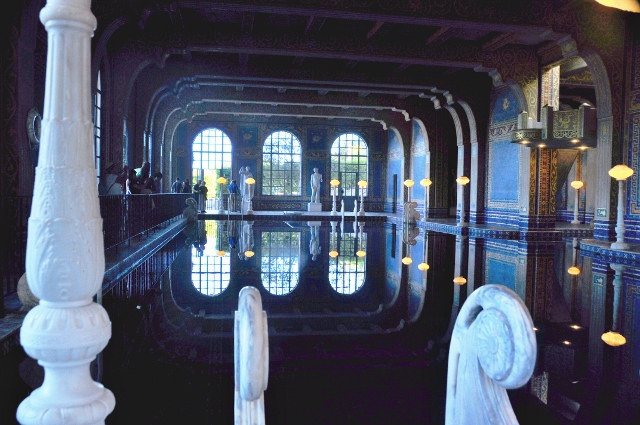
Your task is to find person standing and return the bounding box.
[182,180,191,194]
[171,178,181,193]
[199,181,208,213]
[228,179,239,212]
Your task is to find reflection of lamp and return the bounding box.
[402,256,412,265]
[217,176,227,213]
[567,266,580,275]
[570,180,584,224]
[602,263,627,346]
[355,222,366,257]
[330,179,340,216]
[217,250,226,257]
[357,180,367,216]
[456,176,470,227]
[609,165,633,250]
[594,0,640,13]
[404,179,415,203]
[420,178,432,221]
[418,262,430,271]
[246,177,256,214]
[453,276,467,286]
[244,250,255,258]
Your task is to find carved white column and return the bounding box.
[235,287,268,425]
[446,285,536,425]
[17,1,115,424]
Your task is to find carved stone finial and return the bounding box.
[234,286,268,425]
[446,284,536,425]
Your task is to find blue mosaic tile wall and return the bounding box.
[485,86,521,225]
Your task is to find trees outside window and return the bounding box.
[262,131,301,196]
[330,133,369,197]
[192,128,232,198]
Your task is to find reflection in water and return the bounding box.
[261,231,300,295]
[329,222,366,294]
[191,220,230,296]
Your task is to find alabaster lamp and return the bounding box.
[570,180,584,224]
[420,178,432,221]
[245,177,255,214]
[217,176,227,213]
[608,165,633,250]
[456,176,470,226]
[404,179,415,203]
[330,179,340,216]
[357,180,367,216]
[602,263,627,346]
[453,276,467,286]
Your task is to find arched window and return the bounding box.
[262,131,301,195]
[329,228,366,294]
[193,128,232,198]
[261,231,300,295]
[330,133,369,197]
[191,221,231,296]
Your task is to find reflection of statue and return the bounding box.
[309,225,321,261]
[310,168,322,203]
[238,221,254,260]
[182,198,198,222]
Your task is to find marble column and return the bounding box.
[17,1,115,424]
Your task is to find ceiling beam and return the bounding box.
[367,21,385,40]
[482,32,517,51]
[425,27,456,46]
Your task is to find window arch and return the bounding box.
[330,133,369,197]
[193,128,232,197]
[262,131,301,195]
[261,231,300,295]
[191,221,231,296]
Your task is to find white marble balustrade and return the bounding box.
[446,284,536,425]
[234,286,269,425]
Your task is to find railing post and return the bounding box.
[17,1,115,423]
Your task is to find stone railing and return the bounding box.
[446,284,537,425]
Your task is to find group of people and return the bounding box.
[124,162,163,195]
[100,161,164,195]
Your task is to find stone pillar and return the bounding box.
[519,148,558,229]
[17,1,115,424]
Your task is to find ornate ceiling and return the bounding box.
[92,0,593,128]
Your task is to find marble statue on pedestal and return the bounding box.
[445,284,536,425]
[234,286,268,425]
[310,168,322,203]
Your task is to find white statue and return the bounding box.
[234,286,268,425]
[445,284,536,425]
[310,168,323,203]
[241,166,254,201]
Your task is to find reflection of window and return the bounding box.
[191,221,230,296]
[192,128,232,195]
[261,231,300,295]
[330,133,368,197]
[262,131,302,196]
[329,231,366,294]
